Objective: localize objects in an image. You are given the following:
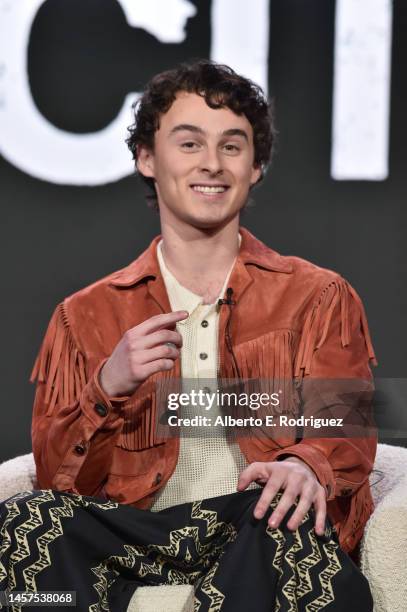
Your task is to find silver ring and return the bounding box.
[165,342,177,349]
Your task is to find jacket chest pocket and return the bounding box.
[221,328,301,416]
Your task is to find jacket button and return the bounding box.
[154,472,162,485]
[199,352,208,360]
[95,403,108,417]
[74,444,86,456]
[201,320,209,328]
[341,487,352,496]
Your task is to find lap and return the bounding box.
[0,489,373,611]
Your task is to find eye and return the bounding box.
[223,143,240,153]
[180,141,200,150]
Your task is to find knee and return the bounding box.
[0,489,64,521]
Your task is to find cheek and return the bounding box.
[228,153,258,184]
[155,166,191,205]
[156,156,192,186]
[234,164,257,187]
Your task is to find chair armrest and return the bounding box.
[361,469,407,612]
[127,585,194,612]
[0,452,37,502]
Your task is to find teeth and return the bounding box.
[192,185,227,193]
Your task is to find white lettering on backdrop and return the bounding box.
[331,0,393,180]
[0,0,197,185]
[0,0,393,185]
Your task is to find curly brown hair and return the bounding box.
[126,59,275,210]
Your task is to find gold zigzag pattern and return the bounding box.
[281,527,304,612]
[89,538,191,610]
[0,491,39,585]
[306,541,341,612]
[266,517,342,612]
[89,501,235,612]
[2,490,56,592]
[23,493,82,591]
[295,527,323,600]
[0,490,118,598]
[197,559,225,612]
[268,523,286,612]
[88,556,118,612]
[25,493,117,593]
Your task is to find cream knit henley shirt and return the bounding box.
[150,235,258,511]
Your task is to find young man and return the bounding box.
[1,61,376,611]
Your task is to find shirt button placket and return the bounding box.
[197,308,213,392]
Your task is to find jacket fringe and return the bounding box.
[117,369,177,450]
[30,302,87,416]
[294,279,377,378]
[226,329,300,415]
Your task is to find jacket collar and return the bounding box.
[109,226,292,288]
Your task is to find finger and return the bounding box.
[237,462,270,491]
[268,488,299,529]
[140,311,189,335]
[141,358,175,378]
[313,490,327,536]
[139,344,180,364]
[286,489,314,531]
[253,477,284,519]
[143,329,183,350]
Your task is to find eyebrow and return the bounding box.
[169,124,249,142]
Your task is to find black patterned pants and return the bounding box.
[0,488,373,612]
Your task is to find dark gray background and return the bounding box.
[1,0,406,462]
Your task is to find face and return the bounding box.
[137,92,262,230]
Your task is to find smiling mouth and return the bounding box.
[190,184,230,194]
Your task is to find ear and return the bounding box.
[136,145,155,178]
[250,164,262,186]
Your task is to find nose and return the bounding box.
[199,145,224,176]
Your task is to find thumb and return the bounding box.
[237,462,270,491]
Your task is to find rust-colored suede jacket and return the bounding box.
[31,226,377,554]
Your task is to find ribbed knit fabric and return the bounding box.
[150,235,259,511]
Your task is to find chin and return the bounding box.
[185,211,238,231]
[185,216,224,230]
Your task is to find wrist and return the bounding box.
[98,362,117,397]
[98,361,131,401]
[281,455,319,480]
[281,456,305,465]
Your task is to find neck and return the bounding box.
[159,218,241,283]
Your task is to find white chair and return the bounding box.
[360,443,407,612]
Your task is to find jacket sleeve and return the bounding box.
[30,301,129,496]
[273,277,378,501]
